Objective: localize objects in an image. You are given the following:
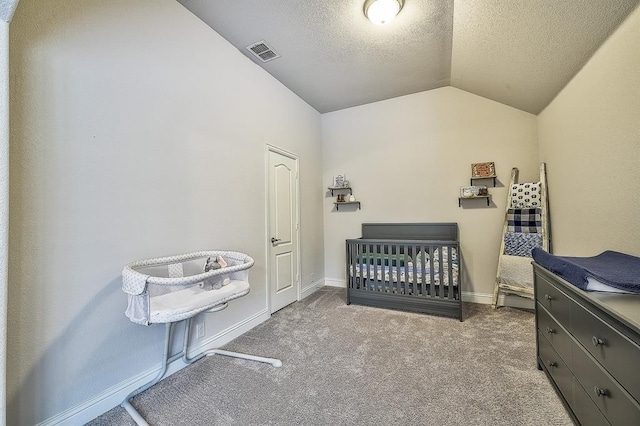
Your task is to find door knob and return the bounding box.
[271,237,281,244]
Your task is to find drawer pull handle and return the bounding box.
[592,336,605,346]
[544,294,553,301]
[594,387,608,397]
[546,327,555,334]
[547,361,557,368]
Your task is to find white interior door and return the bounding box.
[267,148,299,313]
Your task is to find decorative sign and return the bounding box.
[471,162,496,178]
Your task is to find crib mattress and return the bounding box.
[350,262,459,286]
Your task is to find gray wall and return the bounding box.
[321,87,539,300]
[8,0,323,423]
[538,6,640,257]
[7,0,640,424]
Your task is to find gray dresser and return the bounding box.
[533,262,640,425]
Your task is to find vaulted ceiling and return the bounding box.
[177,0,639,114]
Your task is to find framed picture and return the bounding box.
[333,174,346,188]
[471,162,496,178]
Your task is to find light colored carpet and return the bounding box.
[87,287,571,425]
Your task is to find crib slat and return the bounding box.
[447,244,453,300]
[346,240,355,292]
[438,246,445,299]
[351,241,356,290]
[439,246,444,297]
[419,244,426,297]
[362,242,369,291]
[375,243,380,291]
[389,243,400,294]
[438,244,446,299]
[360,244,372,290]
[424,244,429,297]
[388,243,393,293]
[416,244,427,297]
[411,244,418,296]
[346,241,351,290]
[429,245,435,298]
[356,241,361,290]
[366,243,372,290]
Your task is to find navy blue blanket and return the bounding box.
[532,248,640,293]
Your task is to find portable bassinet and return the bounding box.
[121,250,282,426]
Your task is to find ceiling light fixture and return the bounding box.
[364,0,404,25]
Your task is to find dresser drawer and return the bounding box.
[536,274,572,328]
[537,303,572,368]
[572,301,640,402]
[572,377,611,426]
[573,342,640,426]
[538,330,573,402]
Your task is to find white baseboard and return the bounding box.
[499,294,535,309]
[324,278,533,309]
[462,291,534,309]
[39,309,271,426]
[324,278,346,288]
[300,279,325,299]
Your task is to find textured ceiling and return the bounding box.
[177,0,639,114]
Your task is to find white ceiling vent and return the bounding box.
[246,40,280,63]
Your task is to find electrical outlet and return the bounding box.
[196,322,205,339]
[311,272,315,282]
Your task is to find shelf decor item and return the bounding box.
[460,186,488,197]
[460,186,474,198]
[333,174,346,188]
[471,162,496,178]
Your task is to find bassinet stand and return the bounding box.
[120,251,282,426]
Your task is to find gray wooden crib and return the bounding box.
[346,223,462,321]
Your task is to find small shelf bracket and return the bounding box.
[334,201,361,211]
[458,196,490,207]
[328,186,352,196]
[470,176,497,187]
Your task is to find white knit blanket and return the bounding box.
[498,255,534,289]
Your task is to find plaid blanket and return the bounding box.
[507,208,542,233]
